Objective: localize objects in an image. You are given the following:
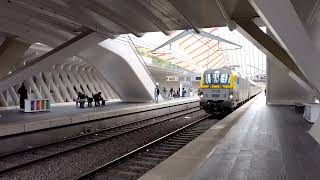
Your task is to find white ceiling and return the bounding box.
[0,0,257,47]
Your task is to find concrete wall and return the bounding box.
[265,29,313,105]
[267,55,313,105]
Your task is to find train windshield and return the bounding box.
[204,72,230,84]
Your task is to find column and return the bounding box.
[37,72,55,103]
[28,78,42,99]
[8,86,19,105]
[43,72,65,103]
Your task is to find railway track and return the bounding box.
[75,115,216,180]
[0,107,203,176]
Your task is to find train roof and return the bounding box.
[203,68,232,74]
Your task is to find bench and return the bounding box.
[76,99,88,108]
[76,99,108,108]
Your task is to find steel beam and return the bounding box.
[234,18,309,85]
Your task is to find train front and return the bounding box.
[199,68,234,114]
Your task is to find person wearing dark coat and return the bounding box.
[169,88,173,97]
[18,83,28,109]
[93,92,103,106]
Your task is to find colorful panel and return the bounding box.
[41,100,45,110]
[31,100,34,110]
[36,100,40,110]
[46,100,51,109]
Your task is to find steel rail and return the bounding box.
[75,114,211,180]
[0,108,203,175]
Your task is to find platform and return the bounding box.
[140,94,320,180]
[0,97,199,137]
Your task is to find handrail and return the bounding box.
[126,35,157,85]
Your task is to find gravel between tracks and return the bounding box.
[0,108,198,171]
[0,110,208,180]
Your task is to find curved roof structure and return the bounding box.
[133,27,266,79]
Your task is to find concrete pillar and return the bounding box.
[28,78,42,99]
[248,0,320,96]
[70,66,91,96]
[80,67,101,97]
[62,67,82,94]
[92,71,112,99]
[84,70,106,99]
[0,38,30,79]
[0,92,8,107]
[8,86,19,105]
[57,69,78,100]
[96,70,119,99]
[43,72,65,103]
[37,73,55,103]
[52,72,73,102]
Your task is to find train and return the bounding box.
[199,67,262,114]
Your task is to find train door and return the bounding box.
[233,76,240,105]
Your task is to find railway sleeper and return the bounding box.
[175,134,197,138]
[174,135,197,140]
[109,168,144,175]
[118,164,149,171]
[129,159,159,166]
[184,130,205,133]
[158,143,183,148]
[182,129,206,133]
[165,140,189,144]
[156,145,179,149]
[142,153,169,158]
[95,174,136,180]
[134,156,164,162]
[179,132,203,136]
[171,137,193,141]
[149,149,172,154]
[160,144,185,149]
[105,169,140,176]
[124,161,156,168]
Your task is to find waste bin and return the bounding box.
[303,103,320,123]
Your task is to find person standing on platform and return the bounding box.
[18,83,28,109]
[163,87,167,98]
[182,88,186,97]
[155,85,160,103]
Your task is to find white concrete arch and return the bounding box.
[79,39,157,102]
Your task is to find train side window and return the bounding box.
[236,78,239,84]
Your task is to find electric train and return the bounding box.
[199,68,261,114]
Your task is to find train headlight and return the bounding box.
[229,95,233,99]
[200,94,204,98]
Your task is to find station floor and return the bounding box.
[140,94,320,180]
[0,97,195,126]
